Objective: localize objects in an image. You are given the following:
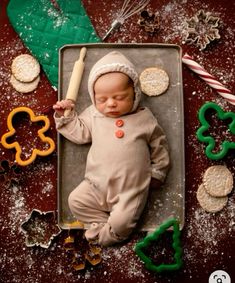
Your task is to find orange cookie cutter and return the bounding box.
[1,106,55,166]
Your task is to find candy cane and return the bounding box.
[182,53,235,106]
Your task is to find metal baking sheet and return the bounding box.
[57,43,185,231]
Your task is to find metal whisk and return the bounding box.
[102,0,150,41]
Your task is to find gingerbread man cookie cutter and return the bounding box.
[196,102,235,160]
[1,106,55,166]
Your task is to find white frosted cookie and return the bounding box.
[10,74,40,93]
[11,54,40,82]
[139,67,169,96]
[196,183,228,213]
[203,165,233,197]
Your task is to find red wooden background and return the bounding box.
[0,0,234,282]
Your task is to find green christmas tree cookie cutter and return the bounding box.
[135,218,183,273]
[196,102,235,160]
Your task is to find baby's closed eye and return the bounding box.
[96,97,107,103]
[114,95,126,100]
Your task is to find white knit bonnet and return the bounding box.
[88,51,141,112]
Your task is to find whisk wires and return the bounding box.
[102,0,150,40]
[120,0,150,20]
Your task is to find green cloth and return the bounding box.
[7,0,100,88]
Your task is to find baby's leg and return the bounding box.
[68,179,109,224]
[98,188,149,246]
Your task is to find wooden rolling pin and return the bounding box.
[64,47,87,117]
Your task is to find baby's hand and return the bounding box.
[53,99,75,117]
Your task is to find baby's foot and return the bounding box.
[85,222,104,241]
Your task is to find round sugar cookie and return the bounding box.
[196,183,228,213]
[10,75,40,93]
[11,54,40,82]
[203,165,233,197]
[139,67,169,96]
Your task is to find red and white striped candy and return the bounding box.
[182,53,235,106]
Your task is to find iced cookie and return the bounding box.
[196,183,228,213]
[139,67,169,96]
[10,75,40,93]
[203,165,233,197]
[11,54,40,82]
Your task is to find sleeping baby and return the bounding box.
[53,51,170,246]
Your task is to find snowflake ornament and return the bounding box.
[185,10,221,50]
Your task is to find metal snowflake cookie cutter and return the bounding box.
[138,9,160,33]
[135,218,183,273]
[184,10,221,50]
[21,209,62,248]
[196,102,235,160]
[1,107,55,166]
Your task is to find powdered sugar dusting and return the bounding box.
[7,184,30,234]
[1,0,235,282]
[187,203,234,257]
[42,2,68,28]
[42,181,54,195]
[183,192,235,280]
[102,243,147,281]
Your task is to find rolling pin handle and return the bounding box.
[79,47,87,62]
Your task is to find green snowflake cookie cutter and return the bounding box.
[135,218,183,273]
[196,102,235,160]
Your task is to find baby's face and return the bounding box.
[94,72,135,118]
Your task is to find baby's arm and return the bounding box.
[53,100,92,144]
[149,122,170,185]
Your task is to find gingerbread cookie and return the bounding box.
[11,54,40,83]
[139,67,169,96]
[203,165,233,197]
[196,184,228,213]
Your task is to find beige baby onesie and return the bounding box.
[55,51,170,246]
[55,105,169,246]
